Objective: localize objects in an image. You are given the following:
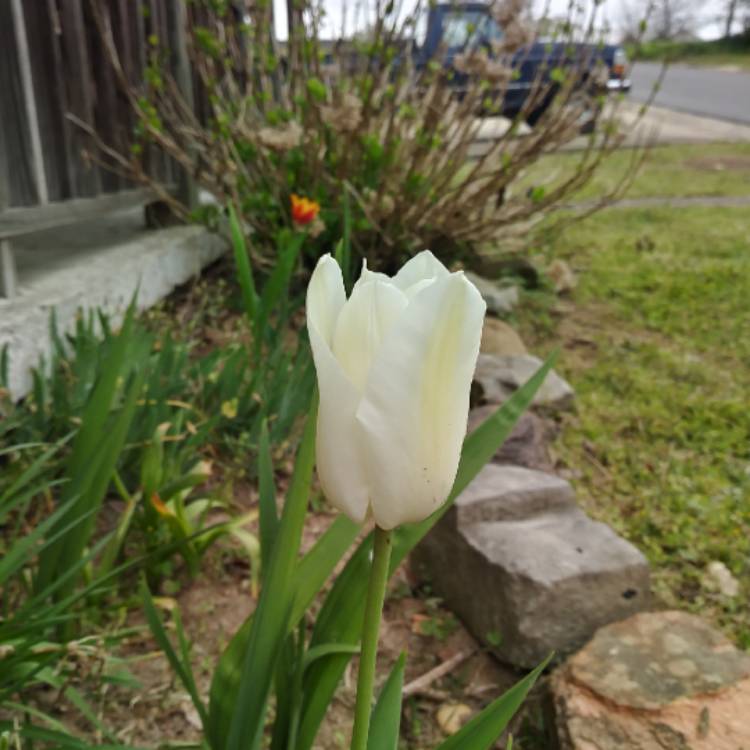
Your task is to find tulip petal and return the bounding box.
[306,254,347,346]
[353,258,391,291]
[392,250,449,292]
[355,273,486,530]
[308,325,371,525]
[307,255,369,524]
[332,279,408,393]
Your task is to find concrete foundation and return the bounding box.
[0,208,227,400]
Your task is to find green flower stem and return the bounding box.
[350,525,393,750]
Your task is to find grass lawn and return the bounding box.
[519,142,750,201]
[628,35,750,70]
[514,204,750,647]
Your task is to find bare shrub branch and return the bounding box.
[85,0,656,269]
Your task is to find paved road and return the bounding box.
[630,62,750,125]
[469,101,750,157]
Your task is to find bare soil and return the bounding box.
[54,503,535,749]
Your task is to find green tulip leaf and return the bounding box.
[228,204,258,324]
[303,643,361,673]
[257,420,279,574]
[367,653,406,750]
[435,655,551,750]
[292,514,361,623]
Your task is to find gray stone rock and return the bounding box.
[551,611,750,749]
[451,464,576,526]
[473,353,575,409]
[412,465,649,668]
[481,318,527,356]
[468,406,554,472]
[475,256,541,289]
[465,272,519,315]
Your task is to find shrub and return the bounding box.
[84,0,649,273]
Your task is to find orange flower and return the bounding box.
[150,493,172,517]
[290,193,320,226]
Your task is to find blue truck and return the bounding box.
[414,2,631,124]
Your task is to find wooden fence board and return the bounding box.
[1,0,196,237]
[0,0,39,207]
[132,0,147,74]
[58,0,101,197]
[22,0,73,202]
[83,0,121,193]
[11,0,49,205]
[46,0,81,200]
[145,0,171,184]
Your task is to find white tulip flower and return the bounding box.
[306,251,486,530]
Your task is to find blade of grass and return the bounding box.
[254,230,304,346]
[0,438,66,511]
[228,204,258,325]
[336,188,352,288]
[141,580,209,729]
[0,719,145,750]
[208,399,318,750]
[47,368,146,611]
[35,304,142,596]
[1,701,76,736]
[0,504,96,586]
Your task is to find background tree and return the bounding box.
[651,0,698,39]
[621,0,697,41]
[723,0,750,35]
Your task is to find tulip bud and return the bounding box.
[306,251,486,530]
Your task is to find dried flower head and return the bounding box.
[257,121,303,152]
[453,49,489,76]
[454,49,512,84]
[496,19,534,53]
[363,188,396,217]
[490,0,526,26]
[320,92,363,133]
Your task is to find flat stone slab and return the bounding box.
[569,611,750,709]
[412,465,649,668]
[474,353,575,409]
[468,406,553,472]
[0,208,226,400]
[452,464,575,525]
[552,610,750,749]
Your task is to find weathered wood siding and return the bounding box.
[0,0,183,212]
